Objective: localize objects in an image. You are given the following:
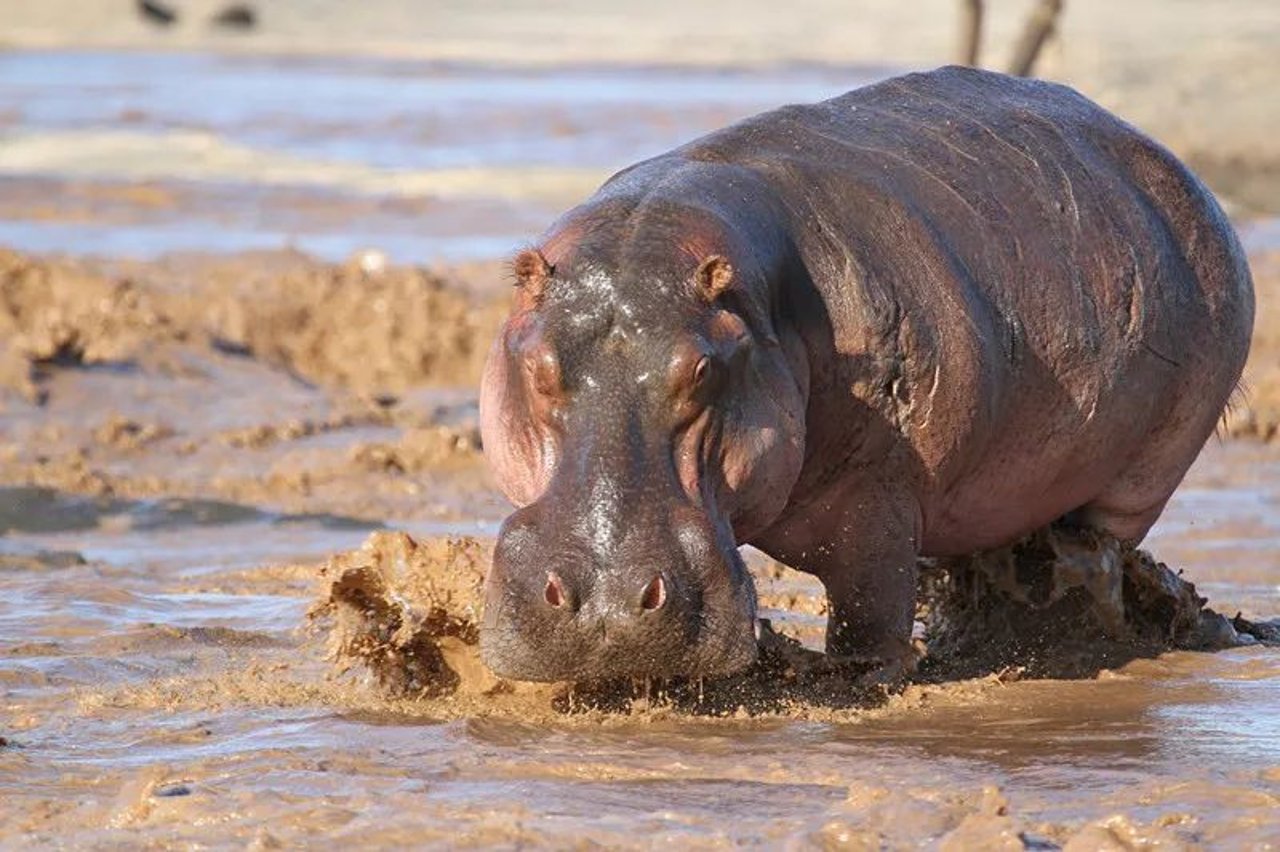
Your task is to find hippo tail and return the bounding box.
[1217,380,1244,437]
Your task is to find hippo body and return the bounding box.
[479,67,1254,682]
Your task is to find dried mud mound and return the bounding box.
[202,260,497,392]
[311,527,1278,716]
[0,250,174,402]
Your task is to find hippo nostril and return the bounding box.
[544,572,567,609]
[639,575,666,612]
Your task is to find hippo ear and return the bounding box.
[512,248,553,306]
[694,255,734,303]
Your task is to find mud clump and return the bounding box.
[0,250,172,401]
[216,410,393,449]
[0,250,170,367]
[348,425,482,474]
[309,531,501,697]
[92,416,173,451]
[203,259,494,393]
[921,524,1275,681]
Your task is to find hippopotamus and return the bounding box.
[478,66,1255,682]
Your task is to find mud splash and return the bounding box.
[311,532,497,697]
[308,530,881,716]
[310,528,1278,718]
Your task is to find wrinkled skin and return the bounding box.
[479,66,1254,683]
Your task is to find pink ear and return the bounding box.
[694,255,734,302]
[512,248,553,306]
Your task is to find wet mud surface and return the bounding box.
[2,43,1280,848]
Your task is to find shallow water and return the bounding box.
[0,51,884,264]
[3,51,1278,268]
[0,52,885,170]
[1,442,1278,847]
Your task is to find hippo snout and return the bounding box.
[480,502,758,682]
[540,567,668,619]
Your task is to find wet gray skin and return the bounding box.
[480,249,767,681]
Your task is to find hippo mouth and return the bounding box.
[478,615,759,683]
[479,516,760,683]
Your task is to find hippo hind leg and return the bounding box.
[1069,407,1226,545]
[1070,338,1248,542]
[1069,455,1193,546]
[1066,497,1169,546]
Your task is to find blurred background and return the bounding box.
[1,0,1277,275]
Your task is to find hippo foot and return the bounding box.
[822,641,921,689]
[851,655,917,689]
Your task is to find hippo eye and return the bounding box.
[693,356,711,385]
[691,355,724,396]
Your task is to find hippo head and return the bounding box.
[479,212,808,682]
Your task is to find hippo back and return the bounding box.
[675,66,1253,551]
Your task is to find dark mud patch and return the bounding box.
[311,527,1279,718]
[0,486,373,535]
[0,540,86,571]
[920,524,1276,682]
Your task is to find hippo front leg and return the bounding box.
[753,485,922,682]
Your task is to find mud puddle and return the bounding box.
[2,442,1278,846]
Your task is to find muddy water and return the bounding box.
[2,441,1278,847]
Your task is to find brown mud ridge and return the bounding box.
[0,248,505,403]
[311,528,1280,718]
